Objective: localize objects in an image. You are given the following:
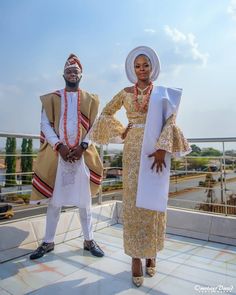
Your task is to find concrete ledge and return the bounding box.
[166,207,236,246]
[116,202,236,246]
[1,201,235,263]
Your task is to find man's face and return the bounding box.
[63,67,81,84]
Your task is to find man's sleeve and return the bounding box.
[41,109,59,147]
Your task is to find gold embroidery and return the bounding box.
[156,114,191,156]
[92,90,189,258]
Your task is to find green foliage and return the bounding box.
[21,138,33,184]
[171,159,182,170]
[18,193,31,203]
[201,147,222,157]
[189,145,222,157]
[27,139,33,180]
[190,144,201,155]
[5,137,17,187]
[102,182,123,192]
[110,152,123,168]
[189,151,201,157]
[21,139,27,183]
[188,157,209,170]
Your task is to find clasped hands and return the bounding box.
[58,144,84,163]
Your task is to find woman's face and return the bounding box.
[134,55,152,82]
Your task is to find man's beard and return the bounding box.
[64,78,80,89]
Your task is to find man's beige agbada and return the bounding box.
[30,90,103,204]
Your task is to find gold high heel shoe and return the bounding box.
[146,258,156,277]
[132,276,144,287]
[132,258,144,287]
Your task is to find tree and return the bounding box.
[5,137,17,187]
[201,147,222,157]
[26,139,33,183]
[190,144,201,156]
[21,138,33,184]
[21,138,27,184]
[110,152,123,168]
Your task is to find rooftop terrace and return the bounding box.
[1,223,236,295]
[0,201,236,295]
[0,134,236,294]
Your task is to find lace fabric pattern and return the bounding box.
[156,114,191,156]
[91,89,189,258]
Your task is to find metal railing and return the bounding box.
[0,132,236,217]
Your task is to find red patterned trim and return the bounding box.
[32,173,53,198]
[89,169,102,185]
[81,112,90,131]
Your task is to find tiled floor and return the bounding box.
[0,224,236,295]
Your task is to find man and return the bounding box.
[29,53,104,259]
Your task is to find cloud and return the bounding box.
[164,26,208,67]
[164,26,186,42]
[144,28,156,34]
[227,0,236,20]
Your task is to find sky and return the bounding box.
[0,0,236,149]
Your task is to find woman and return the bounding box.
[91,46,190,287]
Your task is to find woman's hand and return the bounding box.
[121,123,133,140]
[148,149,166,173]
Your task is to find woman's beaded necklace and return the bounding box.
[133,82,153,112]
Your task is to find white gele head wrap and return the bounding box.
[125,46,161,84]
[64,53,83,73]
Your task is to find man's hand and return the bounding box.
[67,146,84,162]
[148,149,166,173]
[58,144,70,162]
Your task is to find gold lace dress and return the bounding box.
[91,89,190,258]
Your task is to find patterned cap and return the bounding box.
[64,53,83,72]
